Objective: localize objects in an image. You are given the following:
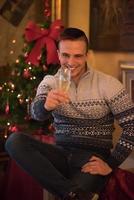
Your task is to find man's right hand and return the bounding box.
[44,89,70,111]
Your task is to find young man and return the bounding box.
[5,28,134,200]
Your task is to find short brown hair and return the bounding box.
[58,27,89,53]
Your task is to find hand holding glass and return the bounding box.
[58,67,71,92]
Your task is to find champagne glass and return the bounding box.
[58,67,71,92]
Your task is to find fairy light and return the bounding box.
[17,94,21,98]
[11,83,15,89]
[25,98,29,102]
[16,59,19,63]
[10,50,14,54]
[9,39,16,57]
[19,98,24,104]
[7,122,11,126]
[8,82,15,90]
[28,66,32,70]
[23,43,27,47]
[12,39,16,44]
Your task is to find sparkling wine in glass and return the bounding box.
[58,67,71,92]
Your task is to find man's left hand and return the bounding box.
[81,156,112,175]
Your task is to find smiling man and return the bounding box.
[5,28,134,200]
[57,38,88,85]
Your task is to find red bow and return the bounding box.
[24,20,63,65]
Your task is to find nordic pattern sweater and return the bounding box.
[31,68,134,169]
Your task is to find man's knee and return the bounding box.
[5,132,27,155]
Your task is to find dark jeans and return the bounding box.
[5,133,110,199]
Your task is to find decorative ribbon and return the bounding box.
[24,20,63,65]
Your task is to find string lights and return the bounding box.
[0,0,61,137]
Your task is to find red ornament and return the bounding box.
[44,0,51,17]
[8,125,19,133]
[44,8,51,17]
[5,102,10,114]
[0,86,3,91]
[23,69,31,79]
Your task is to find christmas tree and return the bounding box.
[0,7,63,138]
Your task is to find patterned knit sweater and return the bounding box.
[31,67,134,169]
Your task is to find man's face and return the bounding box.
[58,40,88,83]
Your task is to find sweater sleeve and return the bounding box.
[103,76,134,169]
[30,75,57,121]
